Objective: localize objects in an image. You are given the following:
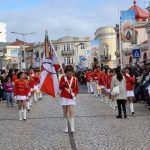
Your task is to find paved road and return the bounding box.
[0,90,150,150]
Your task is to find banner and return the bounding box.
[86,50,92,62]
[90,39,99,57]
[121,10,136,43]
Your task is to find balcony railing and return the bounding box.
[100,54,111,62]
[62,50,74,56]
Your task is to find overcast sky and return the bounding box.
[0,0,149,43]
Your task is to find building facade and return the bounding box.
[0,23,7,42]
[115,0,149,67]
[53,36,90,70]
[25,36,91,70]
[95,26,117,68]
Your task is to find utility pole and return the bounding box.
[11,32,36,70]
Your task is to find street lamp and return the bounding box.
[11,31,36,70]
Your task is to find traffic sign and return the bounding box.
[132,49,141,59]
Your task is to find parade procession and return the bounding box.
[0,0,150,150]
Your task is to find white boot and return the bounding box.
[64,118,68,133]
[130,103,134,114]
[112,101,116,110]
[106,97,109,104]
[23,109,27,120]
[70,118,75,132]
[27,102,30,111]
[19,110,22,121]
[39,93,43,99]
[34,93,37,102]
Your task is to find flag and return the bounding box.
[40,31,60,97]
[121,10,136,43]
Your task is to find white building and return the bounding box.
[53,36,91,69]
[0,23,7,42]
[25,36,91,70]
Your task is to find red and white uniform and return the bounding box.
[85,72,93,82]
[59,76,79,105]
[124,74,135,97]
[34,74,40,91]
[14,79,29,100]
[106,74,113,92]
[98,72,106,89]
[85,72,94,93]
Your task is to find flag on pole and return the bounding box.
[121,10,136,43]
[40,31,60,97]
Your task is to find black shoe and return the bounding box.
[116,115,122,119]
[131,112,135,115]
[124,115,127,119]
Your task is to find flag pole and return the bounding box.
[119,9,123,69]
[49,40,75,96]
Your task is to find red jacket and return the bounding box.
[98,72,106,86]
[59,76,79,99]
[106,74,113,89]
[92,71,98,81]
[14,79,29,96]
[12,74,17,83]
[124,75,135,91]
[85,72,93,82]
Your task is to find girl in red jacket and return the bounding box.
[14,72,29,121]
[59,65,79,133]
[124,69,135,115]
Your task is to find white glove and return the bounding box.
[64,76,67,82]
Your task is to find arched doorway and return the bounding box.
[143,52,147,61]
[129,56,133,64]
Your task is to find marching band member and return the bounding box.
[98,68,106,101]
[14,72,29,121]
[34,71,41,101]
[124,69,135,115]
[59,65,79,133]
[96,66,102,97]
[92,69,99,97]
[85,69,94,94]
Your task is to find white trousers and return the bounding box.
[87,82,93,93]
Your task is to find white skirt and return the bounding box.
[16,96,27,101]
[60,97,76,106]
[127,91,134,97]
[100,85,105,89]
[106,89,110,93]
[34,85,40,90]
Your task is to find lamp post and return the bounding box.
[11,32,36,70]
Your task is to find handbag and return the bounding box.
[111,85,120,96]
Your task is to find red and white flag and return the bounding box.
[40,31,60,97]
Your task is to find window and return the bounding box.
[67,44,70,51]
[67,57,70,64]
[103,44,109,55]
[71,57,74,64]
[81,43,84,49]
[64,57,67,64]
[54,45,58,51]
[64,45,66,51]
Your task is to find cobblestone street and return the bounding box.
[0,91,150,150]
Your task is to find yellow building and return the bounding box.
[95,26,116,68]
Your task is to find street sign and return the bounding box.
[132,49,141,59]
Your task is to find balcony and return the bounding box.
[62,50,74,56]
[100,54,111,62]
